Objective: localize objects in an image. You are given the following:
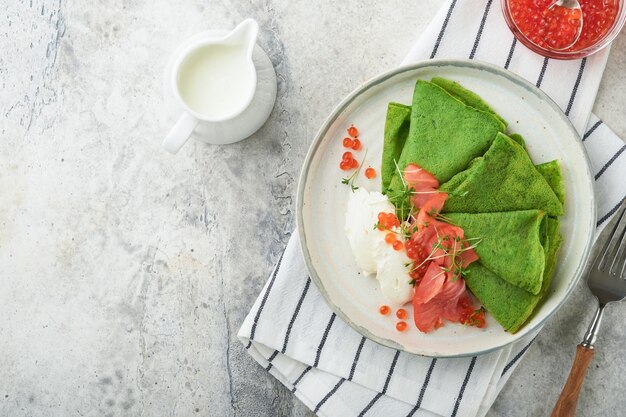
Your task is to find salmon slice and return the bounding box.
[413,270,475,333]
[404,163,439,189]
[400,162,484,332]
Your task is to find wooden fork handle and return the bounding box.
[551,344,595,417]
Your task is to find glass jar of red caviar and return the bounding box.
[501,0,626,59]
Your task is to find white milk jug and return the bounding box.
[162,19,277,154]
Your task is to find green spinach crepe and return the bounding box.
[445,210,547,295]
[430,77,507,128]
[463,217,561,333]
[381,103,411,194]
[505,134,565,204]
[535,160,566,205]
[509,133,526,149]
[388,80,506,189]
[495,132,565,204]
[440,133,564,216]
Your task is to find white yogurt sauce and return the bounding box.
[344,188,413,305]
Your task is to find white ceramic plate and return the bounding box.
[296,60,596,357]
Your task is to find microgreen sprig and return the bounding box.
[407,228,482,280]
[341,149,368,192]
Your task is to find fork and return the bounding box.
[551,198,626,417]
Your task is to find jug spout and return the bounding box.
[224,18,259,56]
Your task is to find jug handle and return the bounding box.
[162,112,199,154]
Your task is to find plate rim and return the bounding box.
[296,58,596,358]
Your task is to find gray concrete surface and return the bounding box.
[0,1,624,416]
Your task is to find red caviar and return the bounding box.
[409,262,428,287]
[377,212,400,230]
[339,150,359,171]
[384,233,396,244]
[405,239,427,261]
[339,124,363,171]
[379,305,391,315]
[396,321,408,332]
[541,5,582,49]
[406,241,430,286]
[365,167,376,179]
[392,240,403,251]
[396,309,408,320]
[459,300,487,328]
[508,0,618,51]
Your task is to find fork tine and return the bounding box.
[608,213,626,277]
[596,199,626,271]
[619,243,626,279]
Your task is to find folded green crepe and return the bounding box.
[381,103,411,194]
[536,160,565,205]
[441,133,564,216]
[509,133,526,149]
[388,80,506,187]
[464,217,562,333]
[431,77,507,128]
[382,86,509,195]
[498,133,565,204]
[446,210,546,295]
[497,132,565,204]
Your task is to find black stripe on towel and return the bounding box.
[291,313,337,392]
[501,338,536,376]
[430,0,459,59]
[406,358,438,416]
[597,196,626,227]
[314,378,346,413]
[451,356,477,417]
[358,392,384,417]
[565,58,587,116]
[356,350,401,417]
[265,350,279,371]
[583,120,603,141]
[348,337,367,381]
[314,313,337,367]
[260,276,310,373]
[382,350,401,393]
[469,0,494,59]
[504,38,517,69]
[595,145,625,180]
[249,251,285,340]
[535,57,549,88]
[280,277,311,353]
[291,366,312,393]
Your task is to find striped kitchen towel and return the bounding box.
[239,234,538,417]
[238,1,626,416]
